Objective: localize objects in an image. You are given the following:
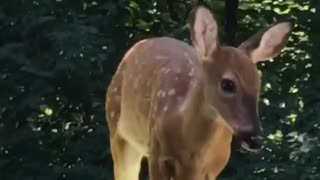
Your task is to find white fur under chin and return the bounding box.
[240,141,261,153]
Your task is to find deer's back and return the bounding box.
[107,37,202,155]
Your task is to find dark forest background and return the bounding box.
[1,0,320,179]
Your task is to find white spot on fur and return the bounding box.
[157,90,167,98]
[110,111,115,118]
[156,55,168,60]
[168,89,176,96]
[184,52,193,64]
[160,67,166,73]
[164,68,170,74]
[188,68,194,77]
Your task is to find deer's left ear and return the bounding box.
[239,21,294,63]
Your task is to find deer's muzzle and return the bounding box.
[236,124,264,152]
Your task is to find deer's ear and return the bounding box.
[189,6,219,60]
[239,21,294,63]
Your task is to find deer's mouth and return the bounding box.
[230,123,264,152]
[239,135,264,152]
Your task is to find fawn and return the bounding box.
[106,6,293,180]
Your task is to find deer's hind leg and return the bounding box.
[107,63,143,179]
[110,133,143,180]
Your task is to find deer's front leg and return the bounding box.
[206,138,232,180]
[206,173,217,180]
[148,135,173,180]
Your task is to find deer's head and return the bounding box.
[189,6,293,152]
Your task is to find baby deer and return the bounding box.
[106,6,293,180]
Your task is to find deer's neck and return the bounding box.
[181,81,229,148]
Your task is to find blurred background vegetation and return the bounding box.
[0,0,320,179]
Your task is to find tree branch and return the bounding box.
[166,0,180,22]
[224,0,239,45]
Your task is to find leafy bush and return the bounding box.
[0,0,319,179]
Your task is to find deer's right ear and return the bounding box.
[239,21,294,63]
[189,6,219,60]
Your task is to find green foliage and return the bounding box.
[222,0,320,179]
[0,0,320,179]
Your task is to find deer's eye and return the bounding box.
[220,79,236,94]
